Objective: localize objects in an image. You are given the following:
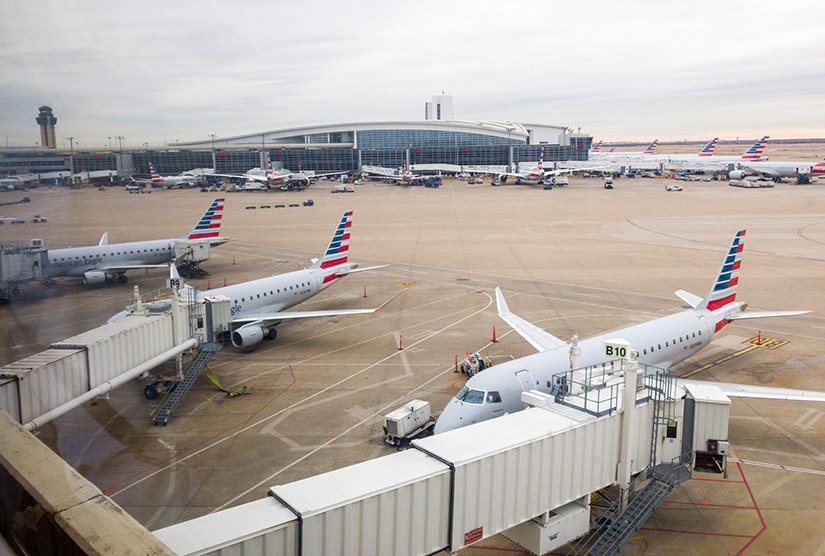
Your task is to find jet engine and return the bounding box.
[231,325,266,348]
[498,174,508,183]
[83,270,107,285]
[728,170,746,180]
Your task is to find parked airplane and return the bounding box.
[729,155,825,184]
[434,230,819,433]
[163,210,390,349]
[362,164,424,184]
[590,140,603,153]
[590,140,658,160]
[663,136,769,168]
[45,198,228,285]
[0,177,22,190]
[138,162,200,188]
[211,154,346,190]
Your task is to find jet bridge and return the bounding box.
[0,240,48,301]
[155,360,731,556]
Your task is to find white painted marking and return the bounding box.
[794,408,825,430]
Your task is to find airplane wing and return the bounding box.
[207,173,268,183]
[231,289,403,327]
[683,379,825,403]
[495,287,567,352]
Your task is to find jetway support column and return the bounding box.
[617,356,640,510]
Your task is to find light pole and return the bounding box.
[108,136,112,149]
[209,133,217,172]
[115,136,125,179]
[67,136,74,183]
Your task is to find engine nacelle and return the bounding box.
[728,170,746,180]
[231,325,266,349]
[83,270,107,285]
[498,174,508,183]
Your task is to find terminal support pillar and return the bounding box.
[617,354,640,510]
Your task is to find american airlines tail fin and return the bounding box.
[695,229,745,312]
[590,140,603,152]
[179,198,225,242]
[698,138,718,156]
[310,211,353,284]
[309,211,388,284]
[812,156,825,177]
[149,162,162,181]
[643,140,658,154]
[687,229,808,329]
[539,146,545,166]
[741,136,769,160]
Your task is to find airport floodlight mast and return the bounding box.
[67,136,74,180]
[210,133,217,171]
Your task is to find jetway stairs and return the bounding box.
[582,461,690,556]
[578,371,688,556]
[153,342,221,426]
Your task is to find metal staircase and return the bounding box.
[584,465,687,556]
[579,370,689,556]
[153,342,221,426]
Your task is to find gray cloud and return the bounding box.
[1,0,823,147]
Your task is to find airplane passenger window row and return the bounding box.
[642,329,703,356]
[54,246,170,261]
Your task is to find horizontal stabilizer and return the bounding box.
[495,287,567,352]
[685,379,825,403]
[675,289,702,308]
[347,263,390,274]
[727,309,810,320]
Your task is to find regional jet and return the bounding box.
[362,164,425,184]
[45,198,229,285]
[435,230,822,433]
[162,210,391,349]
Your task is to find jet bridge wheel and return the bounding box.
[117,275,128,284]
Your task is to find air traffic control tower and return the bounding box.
[35,106,57,148]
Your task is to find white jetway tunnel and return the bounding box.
[155,394,655,556]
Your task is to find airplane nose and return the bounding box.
[433,400,465,434]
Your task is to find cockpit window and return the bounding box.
[486,391,502,403]
[455,386,485,404]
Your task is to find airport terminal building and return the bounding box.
[0,115,592,181]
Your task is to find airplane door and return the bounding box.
[515,370,537,392]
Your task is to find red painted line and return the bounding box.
[736,462,767,555]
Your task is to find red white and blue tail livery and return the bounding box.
[313,210,353,285]
[698,138,719,156]
[590,140,603,153]
[643,140,658,154]
[741,136,769,160]
[180,197,226,244]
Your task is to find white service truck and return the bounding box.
[383,400,435,447]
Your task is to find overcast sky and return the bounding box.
[2,0,824,148]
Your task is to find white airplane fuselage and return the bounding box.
[46,239,175,280]
[211,266,335,320]
[434,307,719,433]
